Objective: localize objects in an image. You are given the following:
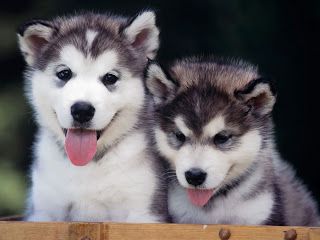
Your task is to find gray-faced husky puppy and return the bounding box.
[146,57,320,226]
[18,11,170,222]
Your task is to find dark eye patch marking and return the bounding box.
[167,130,186,150]
[54,65,76,88]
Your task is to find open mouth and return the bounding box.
[56,111,119,167]
[63,128,103,140]
[62,129,103,166]
[63,128,102,167]
[62,127,109,167]
[185,166,235,207]
[62,126,108,167]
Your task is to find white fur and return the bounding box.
[175,129,261,190]
[31,44,145,147]
[175,116,192,137]
[168,179,273,225]
[202,115,225,138]
[155,127,176,164]
[86,30,98,48]
[28,129,158,222]
[124,11,159,59]
[168,153,273,225]
[25,42,161,222]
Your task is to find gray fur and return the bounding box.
[19,13,150,75]
[146,57,320,226]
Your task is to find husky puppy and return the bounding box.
[17,11,170,222]
[146,57,320,226]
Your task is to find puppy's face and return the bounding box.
[31,44,145,141]
[155,89,262,190]
[19,12,159,165]
[147,59,276,205]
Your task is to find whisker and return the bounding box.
[168,178,178,188]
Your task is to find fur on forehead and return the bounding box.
[148,56,276,135]
[54,13,126,34]
[170,57,260,95]
[156,84,251,135]
[17,10,159,68]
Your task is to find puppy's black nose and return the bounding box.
[71,102,95,123]
[185,168,207,187]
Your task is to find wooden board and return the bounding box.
[104,223,313,240]
[0,221,319,240]
[309,228,320,240]
[0,222,71,240]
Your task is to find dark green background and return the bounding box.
[0,0,319,217]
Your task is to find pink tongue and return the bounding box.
[186,188,214,206]
[65,129,97,166]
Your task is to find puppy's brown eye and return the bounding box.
[57,69,72,81]
[213,133,231,145]
[103,73,118,85]
[175,131,186,143]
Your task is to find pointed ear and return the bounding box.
[146,62,178,105]
[234,78,277,116]
[17,20,54,66]
[121,11,159,60]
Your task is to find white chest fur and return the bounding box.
[28,129,159,222]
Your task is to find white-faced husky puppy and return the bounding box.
[146,57,320,226]
[17,11,170,222]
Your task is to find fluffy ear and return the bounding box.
[146,62,178,105]
[234,78,277,116]
[121,11,159,60]
[17,20,54,66]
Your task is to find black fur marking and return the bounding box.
[157,84,251,139]
[17,19,53,36]
[234,77,277,98]
[118,12,140,35]
[146,60,180,88]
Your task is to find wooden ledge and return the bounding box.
[0,220,319,240]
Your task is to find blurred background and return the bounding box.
[0,0,319,217]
